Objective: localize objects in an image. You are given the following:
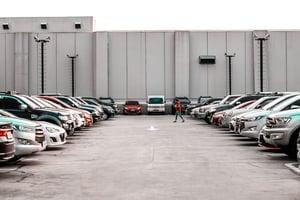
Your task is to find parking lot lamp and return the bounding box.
[67,54,78,96]
[254,34,270,92]
[225,53,236,95]
[34,36,50,94]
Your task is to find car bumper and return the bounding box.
[0,141,15,160]
[260,127,290,147]
[45,131,67,147]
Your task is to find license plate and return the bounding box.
[6,131,13,140]
[130,109,135,112]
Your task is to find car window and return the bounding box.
[149,98,163,104]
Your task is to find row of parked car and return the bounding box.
[188,92,300,164]
[0,91,119,163]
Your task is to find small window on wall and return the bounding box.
[199,55,216,64]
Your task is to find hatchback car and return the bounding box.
[123,100,142,115]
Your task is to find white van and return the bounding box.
[147,95,166,114]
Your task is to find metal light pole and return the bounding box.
[67,54,78,96]
[225,53,236,95]
[254,34,270,92]
[34,36,50,94]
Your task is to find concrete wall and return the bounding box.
[2,17,300,102]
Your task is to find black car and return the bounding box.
[0,92,75,135]
[171,97,191,114]
[0,122,15,161]
[98,97,120,114]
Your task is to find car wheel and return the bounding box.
[102,113,108,120]
[286,132,299,159]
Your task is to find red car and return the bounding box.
[123,101,142,115]
[37,96,93,127]
[211,100,256,127]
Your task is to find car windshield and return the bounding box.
[100,98,114,104]
[178,98,190,104]
[126,101,139,105]
[198,97,211,103]
[17,95,40,109]
[149,98,163,104]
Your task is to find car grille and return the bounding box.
[35,125,45,143]
[266,117,275,128]
[60,133,65,142]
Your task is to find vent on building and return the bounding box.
[75,22,81,29]
[2,23,9,30]
[199,55,216,64]
[40,22,48,29]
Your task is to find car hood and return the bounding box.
[267,108,300,118]
[242,110,272,119]
[0,116,39,127]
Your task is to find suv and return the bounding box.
[260,109,300,158]
[98,97,120,114]
[0,92,75,135]
[171,97,191,114]
[147,95,166,114]
[237,93,300,139]
[0,122,15,161]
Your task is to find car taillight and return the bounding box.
[0,129,9,136]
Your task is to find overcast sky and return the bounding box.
[1,0,299,31]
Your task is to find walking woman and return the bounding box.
[173,99,185,122]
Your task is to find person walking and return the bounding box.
[173,99,185,122]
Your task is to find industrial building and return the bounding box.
[0,16,299,101]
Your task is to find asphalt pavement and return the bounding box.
[0,115,300,200]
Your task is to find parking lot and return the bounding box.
[1,115,300,200]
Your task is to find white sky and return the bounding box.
[1,0,300,31]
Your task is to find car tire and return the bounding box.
[285,132,299,159]
[102,113,108,120]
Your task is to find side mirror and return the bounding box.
[19,104,28,110]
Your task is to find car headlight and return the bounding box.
[45,126,61,133]
[59,115,69,121]
[18,138,35,145]
[274,117,291,125]
[14,125,35,133]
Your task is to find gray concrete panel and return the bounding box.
[287,31,300,92]
[175,32,189,97]
[94,32,109,98]
[14,33,29,94]
[56,33,75,96]
[75,33,93,96]
[207,32,227,97]
[226,32,247,94]
[164,32,175,100]
[0,34,6,91]
[127,32,146,99]
[146,32,165,96]
[28,33,39,95]
[245,32,254,94]
[42,33,58,94]
[268,32,287,92]
[108,32,127,99]
[190,32,209,99]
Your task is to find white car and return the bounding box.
[38,121,67,148]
